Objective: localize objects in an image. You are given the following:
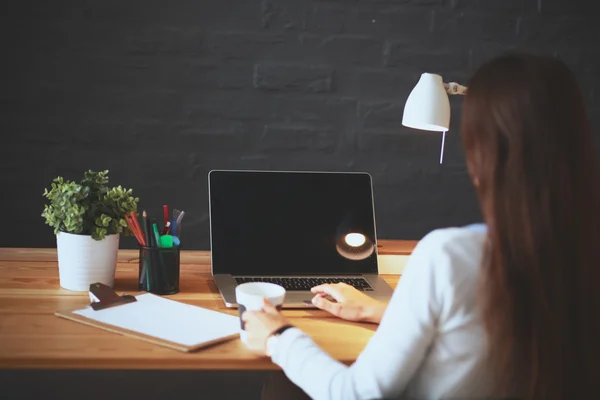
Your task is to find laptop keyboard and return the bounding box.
[234,277,373,291]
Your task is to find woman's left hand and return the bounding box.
[241,298,290,356]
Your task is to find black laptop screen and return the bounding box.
[209,170,378,275]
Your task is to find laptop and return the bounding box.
[208,170,395,308]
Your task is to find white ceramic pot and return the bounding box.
[56,232,120,291]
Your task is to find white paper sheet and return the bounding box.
[74,293,239,347]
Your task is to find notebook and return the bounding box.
[56,293,240,352]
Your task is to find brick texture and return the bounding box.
[299,35,384,66]
[518,15,597,48]
[260,124,338,153]
[1,0,599,249]
[538,0,598,15]
[253,64,335,92]
[451,0,537,12]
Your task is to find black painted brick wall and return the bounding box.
[1,0,599,249]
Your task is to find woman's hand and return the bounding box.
[241,298,290,356]
[311,283,387,324]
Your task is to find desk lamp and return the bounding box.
[402,73,468,163]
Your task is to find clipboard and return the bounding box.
[55,283,241,352]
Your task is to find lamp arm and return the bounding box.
[444,82,468,95]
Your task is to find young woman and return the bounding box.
[243,53,600,399]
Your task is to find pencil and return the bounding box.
[130,211,146,247]
[125,214,144,245]
[141,212,149,247]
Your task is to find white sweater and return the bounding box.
[271,226,495,399]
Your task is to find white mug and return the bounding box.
[235,282,286,344]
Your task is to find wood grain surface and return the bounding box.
[0,243,414,370]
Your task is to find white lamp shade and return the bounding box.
[402,73,450,132]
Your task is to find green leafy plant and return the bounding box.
[42,170,139,240]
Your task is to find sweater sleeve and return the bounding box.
[270,232,445,400]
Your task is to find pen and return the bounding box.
[175,211,185,239]
[143,211,153,247]
[175,210,185,224]
[162,221,171,235]
[152,222,161,248]
[170,218,177,237]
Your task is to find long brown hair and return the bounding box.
[461,53,600,399]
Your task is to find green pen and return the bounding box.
[152,223,161,248]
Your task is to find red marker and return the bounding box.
[163,205,169,228]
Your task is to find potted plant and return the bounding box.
[41,170,139,291]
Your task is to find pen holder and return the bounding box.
[138,245,180,295]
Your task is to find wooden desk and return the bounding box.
[0,240,416,371]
